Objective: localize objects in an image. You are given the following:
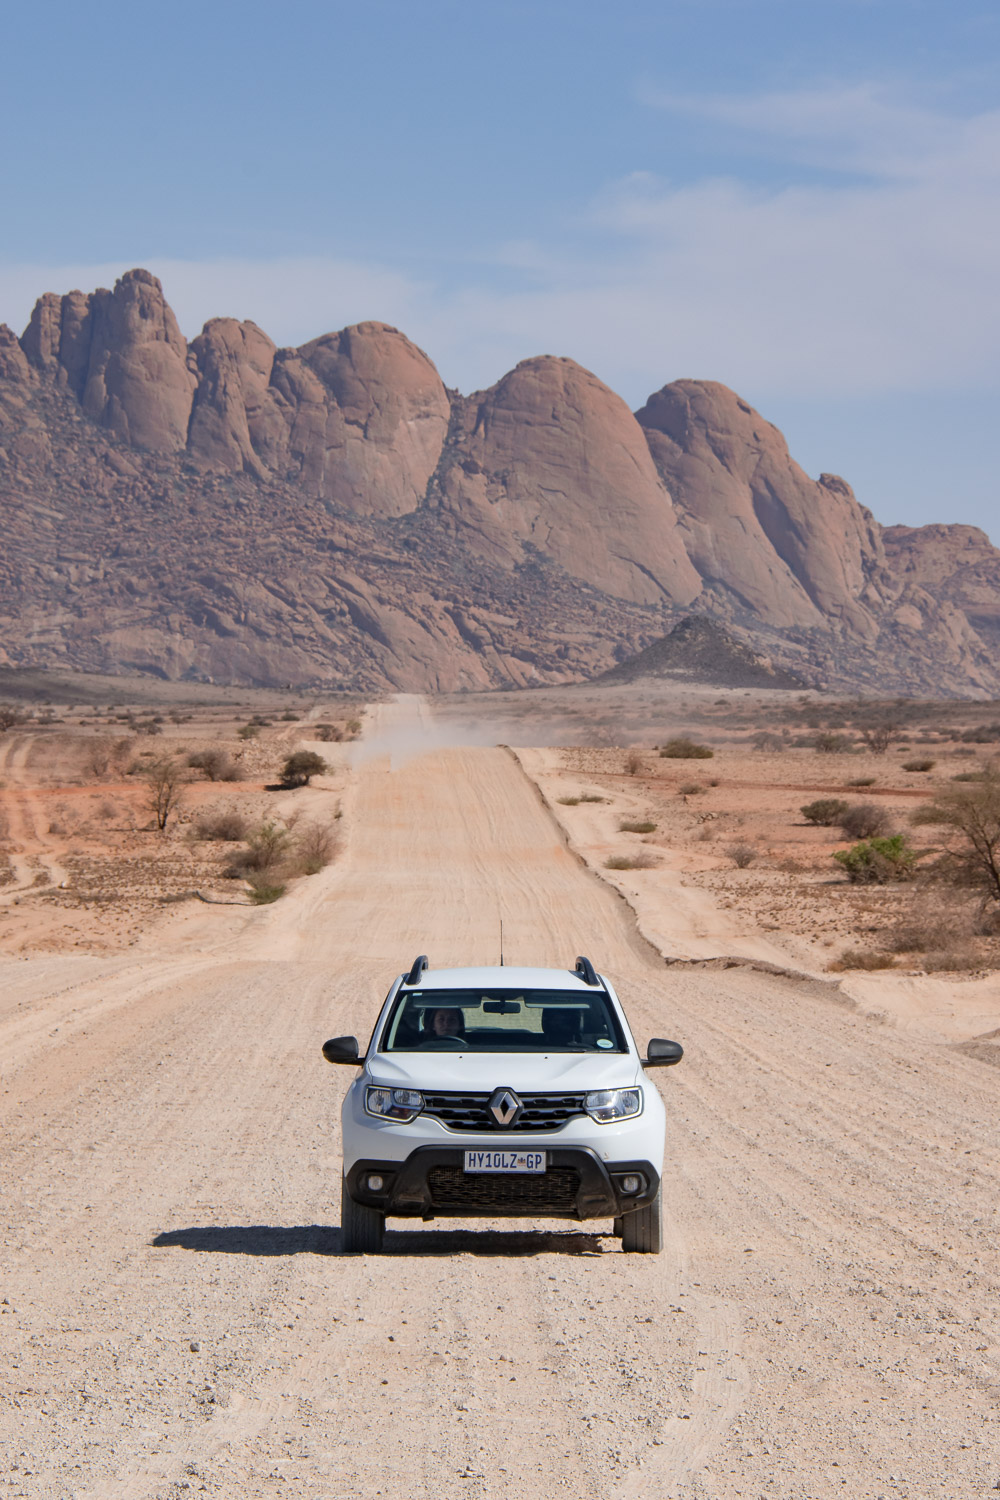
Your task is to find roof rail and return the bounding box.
[574,955,599,986]
[404,955,429,985]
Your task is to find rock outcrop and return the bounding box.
[22,270,197,451]
[597,615,803,688]
[637,381,885,632]
[1,267,998,695]
[434,356,701,606]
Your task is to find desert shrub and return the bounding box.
[246,875,286,905]
[887,903,972,954]
[752,731,785,752]
[579,793,605,803]
[313,723,343,742]
[281,710,300,722]
[678,781,705,797]
[828,949,896,972]
[695,824,716,841]
[346,718,363,736]
[246,820,291,871]
[280,750,328,788]
[196,810,249,842]
[847,777,876,787]
[902,759,936,773]
[605,852,659,871]
[950,771,983,783]
[910,769,1000,902]
[814,733,855,754]
[188,748,241,782]
[660,738,713,759]
[293,821,338,875]
[801,798,849,826]
[960,723,1000,743]
[834,835,917,884]
[839,802,893,839]
[619,819,657,834]
[726,843,756,868]
[707,777,721,787]
[922,946,982,972]
[237,723,260,740]
[624,750,645,775]
[557,796,581,806]
[0,704,25,732]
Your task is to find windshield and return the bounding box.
[380,988,628,1053]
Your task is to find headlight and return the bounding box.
[365,1086,424,1122]
[584,1087,642,1123]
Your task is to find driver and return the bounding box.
[425,1006,465,1038]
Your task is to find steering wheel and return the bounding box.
[417,1036,467,1050]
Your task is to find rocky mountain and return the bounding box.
[597,616,804,689]
[1,268,998,695]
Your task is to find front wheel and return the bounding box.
[620,1184,662,1254]
[341,1173,384,1253]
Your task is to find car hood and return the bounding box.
[365,1050,641,1091]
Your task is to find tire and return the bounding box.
[620,1184,662,1254]
[612,1216,624,1239]
[341,1173,385,1253]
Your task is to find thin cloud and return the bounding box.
[1,86,998,405]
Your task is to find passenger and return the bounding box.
[541,1008,582,1047]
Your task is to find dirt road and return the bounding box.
[2,700,998,1498]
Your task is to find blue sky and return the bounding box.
[2,0,998,534]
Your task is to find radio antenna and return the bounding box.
[499,917,504,966]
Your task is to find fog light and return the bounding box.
[621,1174,642,1195]
[367,1173,385,1192]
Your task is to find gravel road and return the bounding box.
[2,703,998,1498]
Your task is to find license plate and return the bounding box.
[464,1150,546,1174]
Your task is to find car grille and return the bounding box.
[427,1165,581,1210]
[421,1092,586,1133]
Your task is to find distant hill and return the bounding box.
[1,268,999,695]
[596,616,804,689]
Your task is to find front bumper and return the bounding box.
[345,1146,660,1220]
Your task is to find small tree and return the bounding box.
[143,757,186,832]
[0,705,23,732]
[911,769,1000,903]
[281,750,328,787]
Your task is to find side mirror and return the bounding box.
[322,1035,360,1065]
[643,1038,683,1068]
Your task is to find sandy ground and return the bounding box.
[2,696,1000,1498]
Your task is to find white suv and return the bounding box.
[322,956,683,1254]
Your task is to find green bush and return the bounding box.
[246,875,286,904]
[619,819,657,833]
[801,798,849,826]
[834,835,918,884]
[659,738,714,759]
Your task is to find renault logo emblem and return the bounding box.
[488,1087,523,1128]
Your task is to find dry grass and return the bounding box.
[619,819,657,834]
[604,852,660,871]
[828,949,896,972]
